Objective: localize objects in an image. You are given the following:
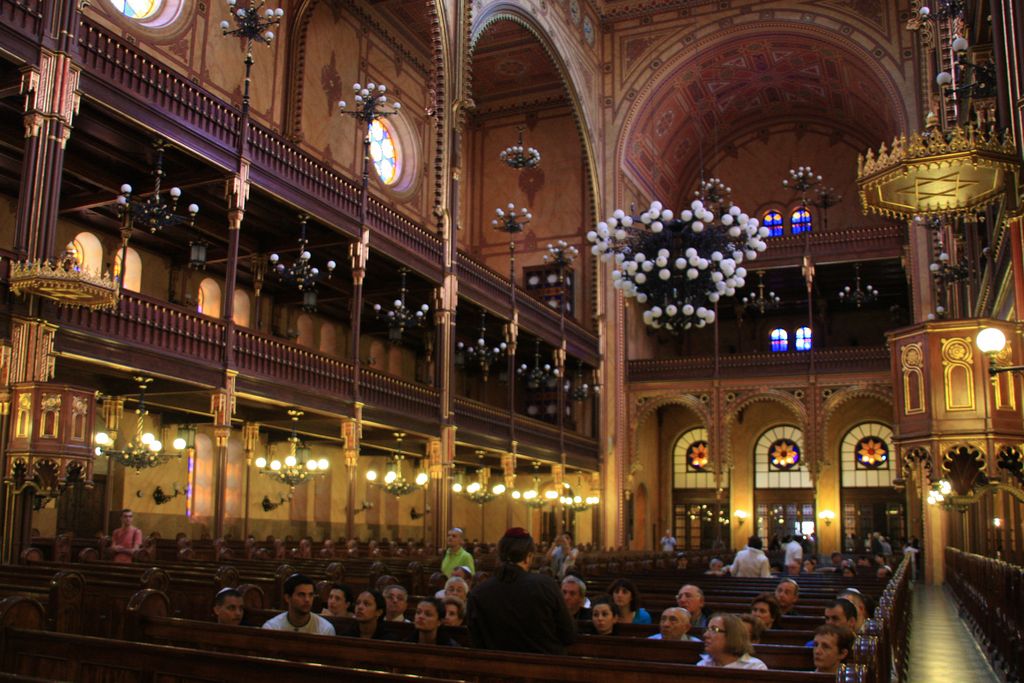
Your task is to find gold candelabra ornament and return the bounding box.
[94,379,181,472]
[365,432,428,497]
[253,410,329,489]
[9,242,119,310]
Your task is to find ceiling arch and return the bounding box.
[620,27,910,203]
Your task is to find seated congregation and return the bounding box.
[0,526,908,682]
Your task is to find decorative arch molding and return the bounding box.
[614,21,911,205]
[629,393,711,492]
[818,386,892,472]
[722,391,806,468]
[469,8,600,224]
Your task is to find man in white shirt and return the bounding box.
[783,535,804,568]
[261,573,336,635]
[659,530,677,554]
[729,535,771,578]
[647,607,701,641]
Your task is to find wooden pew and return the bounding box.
[0,627,467,683]
[126,591,868,682]
[0,569,84,633]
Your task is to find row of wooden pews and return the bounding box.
[0,543,912,682]
[945,547,1023,682]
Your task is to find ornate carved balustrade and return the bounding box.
[750,224,905,269]
[53,291,227,367]
[233,329,352,395]
[628,346,891,382]
[361,368,438,424]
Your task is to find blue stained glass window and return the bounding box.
[791,207,813,234]
[763,210,784,237]
[795,326,812,351]
[770,328,789,352]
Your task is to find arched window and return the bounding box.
[71,232,103,274]
[110,0,161,19]
[791,207,812,234]
[197,278,222,317]
[232,289,251,328]
[369,119,399,185]
[113,247,142,293]
[770,328,789,352]
[755,425,810,488]
[795,326,812,352]
[296,314,314,348]
[762,210,784,238]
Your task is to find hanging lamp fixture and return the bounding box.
[269,215,336,312]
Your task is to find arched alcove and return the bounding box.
[197,278,222,317]
[72,232,104,275]
[233,289,251,328]
[114,247,142,293]
[296,314,314,348]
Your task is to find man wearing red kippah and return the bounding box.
[466,528,576,654]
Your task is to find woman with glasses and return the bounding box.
[698,613,768,670]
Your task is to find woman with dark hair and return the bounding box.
[410,598,460,646]
[698,613,767,670]
[749,592,781,630]
[585,595,619,636]
[606,578,651,624]
[343,590,390,639]
[321,583,355,618]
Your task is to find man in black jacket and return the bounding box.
[467,527,576,654]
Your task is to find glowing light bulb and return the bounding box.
[366,470,378,482]
[318,458,329,470]
[284,455,297,468]
[492,484,506,495]
[270,460,282,471]
[452,482,463,493]
[384,470,397,484]
[255,457,267,469]
[172,437,187,451]
[141,433,155,445]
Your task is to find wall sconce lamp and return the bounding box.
[818,509,836,527]
[735,509,748,528]
[354,500,373,515]
[976,327,1024,375]
[993,517,1003,528]
[410,505,432,520]
[262,494,291,511]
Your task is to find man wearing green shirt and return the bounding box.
[441,527,475,577]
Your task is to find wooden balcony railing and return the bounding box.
[78,19,241,154]
[0,0,42,42]
[361,368,439,422]
[54,291,226,364]
[233,329,352,395]
[628,346,891,382]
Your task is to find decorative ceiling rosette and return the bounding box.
[587,179,768,332]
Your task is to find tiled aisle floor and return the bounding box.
[907,584,1001,682]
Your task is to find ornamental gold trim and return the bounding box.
[9,245,119,311]
[857,125,1019,219]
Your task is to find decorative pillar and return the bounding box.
[341,409,361,539]
[242,421,260,539]
[210,373,237,539]
[14,51,80,262]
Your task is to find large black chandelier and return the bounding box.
[269,215,336,312]
[253,410,329,489]
[566,360,596,401]
[117,140,199,236]
[499,126,541,169]
[338,80,402,123]
[588,178,766,332]
[741,271,781,315]
[219,0,283,114]
[456,311,507,379]
[373,268,429,343]
[837,264,879,308]
[518,339,558,390]
[94,378,178,472]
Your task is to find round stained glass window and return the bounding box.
[368,119,399,185]
[111,0,162,19]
